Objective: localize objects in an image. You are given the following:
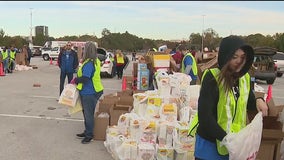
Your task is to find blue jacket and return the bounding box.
[58,49,78,73]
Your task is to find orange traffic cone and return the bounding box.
[122,76,127,91]
[266,85,272,102]
[49,58,53,65]
[0,63,5,76]
[0,62,5,76]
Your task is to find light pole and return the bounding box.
[29,8,33,45]
[201,15,205,54]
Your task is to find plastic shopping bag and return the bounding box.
[68,97,82,115]
[58,84,79,107]
[221,112,263,160]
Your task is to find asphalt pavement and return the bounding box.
[0,56,133,160]
[0,55,283,160]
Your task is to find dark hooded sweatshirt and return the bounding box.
[196,36,257,142]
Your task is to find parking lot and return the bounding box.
[0,56,284,160]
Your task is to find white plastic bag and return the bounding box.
[58,84,79,107]
[68,97,82,115]
[221,112,263,160]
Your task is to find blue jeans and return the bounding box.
[59,72,74,95]
[80,91,103,138]
[3,59,9,73]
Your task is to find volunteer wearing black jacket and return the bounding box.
[194,36,268,160]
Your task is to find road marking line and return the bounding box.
[0,113,83,122]
[30,95,58,99]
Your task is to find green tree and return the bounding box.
[245,33,267,47]
[101,28,111,37]
[0,28,6,46]
[274,33,284,52]
[203,28,220,51]
[189,33,202,51]
[34,33,47,46]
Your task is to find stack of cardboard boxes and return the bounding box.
[93,90,134,141]
[251,91,284,160]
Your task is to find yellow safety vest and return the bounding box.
[2,51,8,60]
[76,58,104,92]
[188,68,250,155]
[181,52,198,76]
[10,51,16,60]
[116,54,124,64]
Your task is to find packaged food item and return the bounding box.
[133,93,148,116]
[160,103,177,122]
[116,139,138,160]
[137,143,155,160]
[156,145,174,160]
[140,121,157,145]
[158,121,175,147]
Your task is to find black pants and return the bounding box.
[59,72,73,95]
[190,79,197,85]
[116,65,124,79]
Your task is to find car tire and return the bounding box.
[43,54,50,61]
[266,78,276,84]
[277,72,283,77]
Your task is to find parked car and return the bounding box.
[97,48,116,78]
[252,47,277,84]
[42,47,61,61]
[273,52,284,77]
[0,46,4,53]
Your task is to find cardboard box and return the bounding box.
[110,104,132,126]
[137,69,149,90]
[269,105,284,117]
[117,90,133,97]
[247,96,284,160]
[117,96,134,106]
[153,54,170,68]
[98,97,119,115]
[103,93,117,98]
[256,129,284,160]
[138,63,148,71]
[133,90,146,94]
[102,95,120,102]
[94,112,110,141]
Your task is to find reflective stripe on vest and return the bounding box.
[187,68,250,155]
[2,51,8,60]
[116,54,124,64]
[181,52,197,76]
[76,58,104,92]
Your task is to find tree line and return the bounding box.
[1,28,284,52]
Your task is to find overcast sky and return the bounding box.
[0,1,283,40]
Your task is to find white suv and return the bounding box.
[42,47,61,61]
[98,48,116,78]
[273,52,284,77]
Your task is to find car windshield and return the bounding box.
[97,47,107,62]
[273,52,284,60]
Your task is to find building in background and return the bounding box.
[35,26,48,37]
